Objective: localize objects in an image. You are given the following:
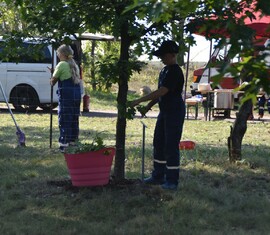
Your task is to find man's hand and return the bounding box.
[137,105,149,117]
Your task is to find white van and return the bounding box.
[0,38,82,112]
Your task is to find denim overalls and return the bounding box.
[57,78,81,147]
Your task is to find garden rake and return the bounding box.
[0,81,26,146]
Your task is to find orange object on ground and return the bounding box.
[179,140,196,150]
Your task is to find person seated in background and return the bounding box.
[139,86,152,96]
[257,88,269,120]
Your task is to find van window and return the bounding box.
[0,41,51,63]
[21,43,52,63]
[0,41,6,61]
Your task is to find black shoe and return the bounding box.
[144,176,165,185]
[161,182,178,190]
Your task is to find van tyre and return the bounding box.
[11,86,39,112]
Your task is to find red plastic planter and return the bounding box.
[179,140,196,150]
[64,147,115,187]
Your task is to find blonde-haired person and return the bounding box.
[51,44,82,153]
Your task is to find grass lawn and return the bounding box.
[0,99,270,235]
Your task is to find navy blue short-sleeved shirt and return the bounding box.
[158,64,184,112]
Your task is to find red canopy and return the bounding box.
[241,12,270,37]
[237,0,270,37]
[192,0,270,38]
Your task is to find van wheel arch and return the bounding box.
[10,85,40,112]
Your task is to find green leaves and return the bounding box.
[126,105,137,120]
[125,102,149,119]
[66,135,106,154]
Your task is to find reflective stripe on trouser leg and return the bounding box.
[59,143,69,147]
[152,116,166,179]
[164,117,182,185]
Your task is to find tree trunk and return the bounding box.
[228,99,253,162]
[113,19,131,181]
[90,41,97,90]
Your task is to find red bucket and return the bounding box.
[64,147,115,187]
[179,140,196,150]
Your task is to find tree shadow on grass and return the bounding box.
[1,141,270,234]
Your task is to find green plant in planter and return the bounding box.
[66,135,108,154]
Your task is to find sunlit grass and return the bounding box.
[0,110,270,234]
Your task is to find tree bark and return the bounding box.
[228,99,253,162]
[113,18,131,181]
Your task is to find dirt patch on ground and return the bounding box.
[47,178,175,201]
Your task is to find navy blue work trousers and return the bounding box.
[152,101,185,185]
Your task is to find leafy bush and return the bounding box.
[66,135,106,154]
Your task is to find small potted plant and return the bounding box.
[64,135,115,187]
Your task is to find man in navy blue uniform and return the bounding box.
[130,40,185,190]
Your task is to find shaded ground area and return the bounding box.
[47,178,176,202]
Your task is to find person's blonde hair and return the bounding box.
[57,44,80,84]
